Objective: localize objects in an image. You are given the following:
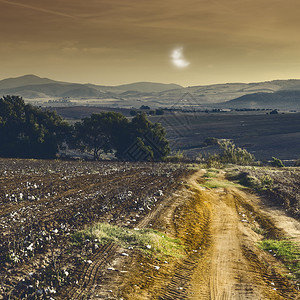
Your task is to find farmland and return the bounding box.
[0,159,189,299]
[50,107,300,162]
[1,159,300,299]
[149,111,300,161]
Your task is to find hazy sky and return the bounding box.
[1,0,300,86]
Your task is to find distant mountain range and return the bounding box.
[0,74,300,110]
[0,75,182,98]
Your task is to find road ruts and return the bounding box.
[58,242,119,300]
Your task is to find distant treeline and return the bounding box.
[0,96,169,161]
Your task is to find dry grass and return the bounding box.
[72,223,185,259]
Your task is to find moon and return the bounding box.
[171,47,190,68]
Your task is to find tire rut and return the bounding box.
[59,242,119,299]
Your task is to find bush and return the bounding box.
[218,140,255,165]
[201,137,219,147]
[164,151,186,162]
[260,175,273,187]
[155,109,164,115]
[271,157,285,168]
[206,154,224,168]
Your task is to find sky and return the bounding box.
[1,0,300,86]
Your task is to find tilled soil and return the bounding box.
[0,159,190,299]
[1,161,299,299]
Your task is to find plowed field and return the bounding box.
[1,160,299,299]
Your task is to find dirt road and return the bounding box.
[189,173,263,299]
[118,170,299,299]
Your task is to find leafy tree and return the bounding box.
[127,113,170,161]
[74,112,129,160]
[73,112,170,161]
[139,105,150,110]
[130,110,137,116]
[0,95,70,158]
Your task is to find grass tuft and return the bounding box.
[72,223,185,259]
[258,239,300,279]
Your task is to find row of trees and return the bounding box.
[74,111,169,160]
[0,96,170,160]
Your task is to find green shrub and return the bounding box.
[271,157,285,168]
[260,175,273,187]
[218,140,255,165]
[164,151,186,162]
[239,174,261,188]
[206,154,224,168]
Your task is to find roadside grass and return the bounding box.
[198,176,245,189]
[72,222,185,259]
[258,239,300,279]
[251,226,266,236]
[203,169,218,178]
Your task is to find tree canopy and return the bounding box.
[74,112,169,161]
[0,95,70,158]
[74,112,130,160]
[0,96,169,161]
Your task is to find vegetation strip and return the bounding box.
[72,222,185,259]
[259,239,300,280]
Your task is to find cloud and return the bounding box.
[0,0,75,18]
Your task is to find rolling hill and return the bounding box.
[1,75,300,110]
[0,75,182,99]
[221,90,300,110]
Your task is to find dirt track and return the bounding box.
[118,170,299,299]
[189,173,263,299]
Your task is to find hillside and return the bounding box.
[1,75,300,110]
[0,75,182,99]
[221,90,300,110]
[156,80,300,106]
[0,83,106,99]
[0,74,64,90]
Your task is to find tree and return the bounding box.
[155,109,164,115]
[73,112,170,161]
[126,113,170,161]
[0,95,70,158]
[139,105,150,110]
[130,110,137,116]
[74,112,129,160]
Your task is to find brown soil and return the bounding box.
[116,170,300,299]
[1,161,299,299]
[0,159,190,299]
